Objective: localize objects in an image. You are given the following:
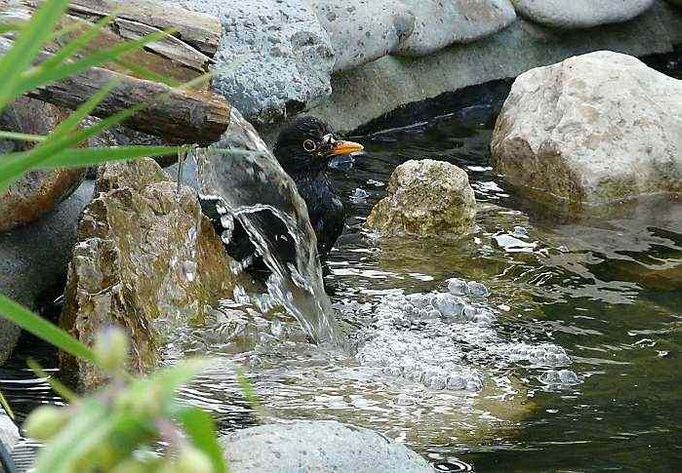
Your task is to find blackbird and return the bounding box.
[203,116,364,272]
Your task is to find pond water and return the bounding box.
[2,73,681,472]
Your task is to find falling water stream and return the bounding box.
[2,58,681,471]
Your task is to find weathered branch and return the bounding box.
[5,0,222,76]
[0,38,231,146]
[28,0,222,57]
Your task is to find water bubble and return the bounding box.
[467,281,490,298]
[447,278,468,296]
[539,369,580,386]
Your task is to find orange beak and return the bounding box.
[329,140,364,157]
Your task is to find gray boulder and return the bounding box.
[60,159,237,390]
[367,159,476,237]
[510,0,655,28]
[171,0,334,123]
[0,98,85,232]
[0,181,94,365]
[491,51,682,208]
[0,404,18,456]
[397,0,516,56]
[221,420,433,473]
[313,0,415,72]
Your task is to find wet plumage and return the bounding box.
[273,116,363,256]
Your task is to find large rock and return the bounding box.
[0,98,85,232]
[309,1,681,133]
[0,404,19,470]
[397,0,516,56]
[367,159,476,237]
[491,51,682,208]
[0,181,94,365]
[313,0,415,72]
[510,0,655,28]
[60,159,236,390]
[171,0,334,123]
[221,421,433,473]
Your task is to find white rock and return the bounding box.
[313,0,415,72]
[0,405,19,454]
[491,51,682,207]
[397,0,516,56]
[510,0,655,28]
[222,421,433,472]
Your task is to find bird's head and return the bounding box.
[274,116,364,174]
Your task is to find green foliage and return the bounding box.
[0,0,232,471]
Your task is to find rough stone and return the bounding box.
[0,98,85,232]
[60,159,236,390]
[170,0,334,123]
[0,404,18,457]
[511,0,655,28]
[0,181,94,365]
[398,0,516,56]
[313,0,415,72]
[221,421,433,473]
[491,51,682,207]
[367,159,476,237]
[309,1,681,132]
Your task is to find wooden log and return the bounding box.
[0,38,231,146]
[28,0,222,57]
[4,1,218,78]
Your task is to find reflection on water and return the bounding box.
[2,87,681,472]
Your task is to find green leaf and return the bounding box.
[0,0,71,111]
[33,398,112,473]
[177,407,228,473]
[27,359,78,403]
[0,294,96,365]
[0,82,117,193]
[16,29,170,100]
[38,146,181,169]
[0,131,46,142]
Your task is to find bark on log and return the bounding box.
[4,0,219,79]
[28,0,222,57]
[0,38,231,146]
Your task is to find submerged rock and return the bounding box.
[367,159,476,237]
[313,0,415,72]
[511,0,655,28]
[0,181,94,365]
[60,159,236,390]
[398,0,516,56]
[221,420,433,473]
[0,98,85,232]
[491,51,682,208]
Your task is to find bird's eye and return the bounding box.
[303,139,317,152]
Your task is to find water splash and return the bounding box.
[194,110,338,344]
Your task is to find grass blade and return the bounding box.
[16,30,170,101]
[177,407,228,473]
[0,131,46,143]
[0,0,71,111]
[0,294,96,365]
[39,146,181,169]
[0,391,14,420]
[42,15,116,71]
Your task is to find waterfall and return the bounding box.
[193,110,339,344]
